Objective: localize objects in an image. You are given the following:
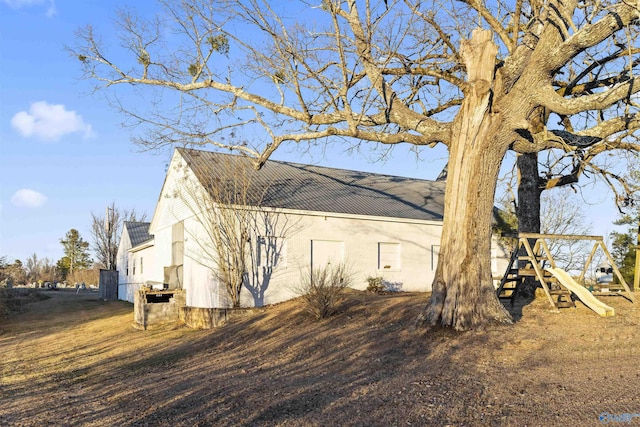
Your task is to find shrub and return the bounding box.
[297,262,353,319]
[366,276,385,293]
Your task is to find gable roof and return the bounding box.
[124,221,152,247]
[177,148,446,222]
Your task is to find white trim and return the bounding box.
[276,207,443,226]
[129,239,154,253]
[177,198,444,227]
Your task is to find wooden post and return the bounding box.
[520,237,558,311]
[599,240,635,303]
[513,232,635,303]
[633,222,639,291]
[634,244,639,291]
[633,221,640,291]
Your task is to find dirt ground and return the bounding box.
[1,287,640,427]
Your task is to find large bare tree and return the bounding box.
[71,0,640,329]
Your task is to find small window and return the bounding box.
[133,258,136,275]
[378,242,400,270]
[258,236,286,267]
[140,257,144,275]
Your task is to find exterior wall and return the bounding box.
[118,245,157,303]
[183,223,223,307]
[149,151,200,232]
[116,227,132,287]
[491,236,511,287]
[174,208,445,308]
[257,212,445,305]
[151,216,222,308]
[141,149,511,310]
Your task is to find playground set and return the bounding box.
[496,233,636,316]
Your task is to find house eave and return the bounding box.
[129,239,154,253]
[278,207,444,226]
[206,201,444,226]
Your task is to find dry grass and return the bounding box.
[1,288,640,426]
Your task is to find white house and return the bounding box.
[117,147,510,308]
[116,221,153,302]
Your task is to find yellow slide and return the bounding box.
[545,267,615,317]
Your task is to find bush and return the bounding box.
[297,263,353,319]
[365,276,403,293]
[366,276,385,293]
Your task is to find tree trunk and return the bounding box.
[516,152,542,298]
[516,153,541,233]
[420,29,513,330]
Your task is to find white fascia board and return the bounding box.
[286,208,444,226]
[220,203,444,227]
[129,239,155,253]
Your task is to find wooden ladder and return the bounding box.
[497,236,574,310]
[496,247,521,304]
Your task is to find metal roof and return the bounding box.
[177,148,445,222]
[124,221,152,247]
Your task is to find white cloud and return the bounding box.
[2,0,56,17]
[11,101,94,142]
[11,189,48,208]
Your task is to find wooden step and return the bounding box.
[550,288,576,309]
[517,269,538,276]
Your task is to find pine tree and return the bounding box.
[60,229,92,275]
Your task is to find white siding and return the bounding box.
[118,245,155,303]
[261,211,443,298]
[491,236,511,287]
[150,151,206,233]
[116,226,131,286]
[136,149,511,309]
[311,240,345,269]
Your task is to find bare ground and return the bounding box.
[1,287,640,427]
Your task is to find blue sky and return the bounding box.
[0,0,173,263]
[0,0,450,264]
[0,0,623,265]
